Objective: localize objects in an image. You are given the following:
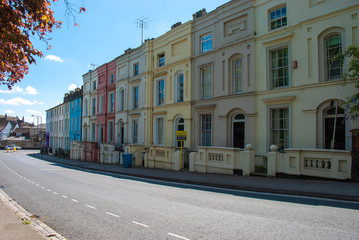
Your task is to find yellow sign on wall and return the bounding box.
[176,131,187,141]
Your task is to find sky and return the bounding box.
[0,0,229,124]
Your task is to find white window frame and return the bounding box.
[109,92,115,113]
[133,86,139,109]
[156,78,165,106]
[175,72,184,103]
[92,97,96,116]
[200,66,212,99]
[158,53,165,67]
[233,58,243,94]
[201,33,213,53]
[268,44,290,89]
[134,63,139,76]
[108,120,114,143]
[110,74,115,84]
[268,105,291,152]
[155,116,165,145]
[133,119,138,144]
[325,34,343,80]
[200,114,212,146]
[99,95,104,114]
[269,5,287,31]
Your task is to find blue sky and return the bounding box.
[0,0,229,124]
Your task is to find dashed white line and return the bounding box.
[47,189,52,192]
[132,221,149,228]
[71,199,79,203]
[53,192,58,195]
[36,184,40,187]
[168,233,190,240]
[41,186,45,189]
[27,179,30,182]
[106,212,119,218]
[62,195,68,199]
[86,205,96,210]
[31,181,35,184]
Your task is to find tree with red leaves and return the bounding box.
[0,0,85,89]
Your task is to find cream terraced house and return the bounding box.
[191,0,256,150]
[115,45,147,149]
[82,69,98,143]
[254,0,359,155]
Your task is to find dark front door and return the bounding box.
[233,121,245,149]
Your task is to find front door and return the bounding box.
[233,114,245,149]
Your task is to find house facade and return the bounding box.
[68,87,83,147]
[115,46,147,149]
[46,0,358,179]
[191,0,256,150]
[254,0,359,155]
[146,21,193,149]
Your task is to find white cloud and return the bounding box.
[68,84,77,91]
[0,86,38,95]
[5,109,15,114]
[0,97,44,106]
[26,109,42,115]
[0,86,24,94]
[25,86,38,95]
[45,55,64,63]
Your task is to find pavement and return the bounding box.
[32,153,359,202]
[1,152,359,240]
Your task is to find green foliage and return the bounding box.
[336,46,359,118]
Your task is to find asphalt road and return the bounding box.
[1,150,359,240]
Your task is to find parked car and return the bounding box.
[5,144,22,150]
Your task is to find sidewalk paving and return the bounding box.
[0,188,65,240]
[33,153,359,202]
[0,197,45,240]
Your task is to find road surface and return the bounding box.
[1,150,358,239]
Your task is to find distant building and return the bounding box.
[0,114,24,141]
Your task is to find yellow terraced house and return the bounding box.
[145,21,193,169]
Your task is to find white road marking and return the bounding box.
[62,195,68,199]
[36,184,40,187]
[41,186,45,189]
[86,205,96,210]
[71,199,79,203]
[132,221,149,228]
[47,189,52,192]
[53,192,58,195]
[27,179,30,182]
[106,212,119,218]
[168,233,191,240]
[31,181,35,184]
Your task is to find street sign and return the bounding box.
[176,131,187,141]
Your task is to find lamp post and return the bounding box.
[31,115,42,153]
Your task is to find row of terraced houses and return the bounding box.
[46,0,359,180]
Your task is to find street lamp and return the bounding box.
[31,115,43,153]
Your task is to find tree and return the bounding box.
[0,0,85,89]
[336,46,359,118]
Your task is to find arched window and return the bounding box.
[324,105,345,150]
[176,73,184,102]
[325,34,342,80]
[318,27,345,82]
[232,114,245,148]
[233,58,242,93]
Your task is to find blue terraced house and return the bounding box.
[66,87,83,148]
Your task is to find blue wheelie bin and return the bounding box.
[122,153,133,168]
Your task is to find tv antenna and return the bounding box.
[135,17,150,44]
[88,63,98,70]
